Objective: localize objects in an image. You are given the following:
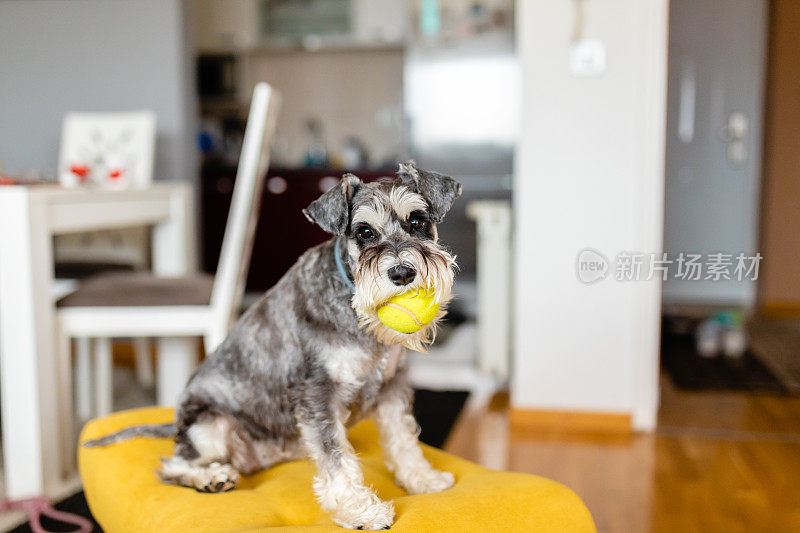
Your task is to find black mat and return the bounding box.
[661,319,787,394]
[413,389,470,448]
[11,390,469,532]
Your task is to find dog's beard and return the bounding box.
[350,240,456,352]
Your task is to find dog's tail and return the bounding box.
[82,423,177,448]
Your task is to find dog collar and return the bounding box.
[334,237,355,292]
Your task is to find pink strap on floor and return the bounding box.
[0,496,93,533]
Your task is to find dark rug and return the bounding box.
[10,390,469,532]
[413,389,470,448]
[661,318,787,394]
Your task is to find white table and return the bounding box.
[0,183,195,499]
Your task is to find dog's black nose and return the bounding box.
[388,265,416,286]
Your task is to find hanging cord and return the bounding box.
[0,496,93,533]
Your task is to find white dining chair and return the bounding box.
[55,111,159,410]
[57,84,280,425]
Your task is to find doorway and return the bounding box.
[660,0,800,427]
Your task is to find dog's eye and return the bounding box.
[356,225,376,241]
[408,212,426,230]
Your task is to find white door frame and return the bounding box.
[633,0,669,432]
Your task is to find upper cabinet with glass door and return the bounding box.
[192,0,409,53]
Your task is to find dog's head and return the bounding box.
[303,163,461,350]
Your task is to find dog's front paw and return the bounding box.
[332,498,394,530]
[399,468,455,495]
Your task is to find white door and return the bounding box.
[663,0,767,308]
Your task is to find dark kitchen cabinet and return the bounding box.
[201,163,392,293]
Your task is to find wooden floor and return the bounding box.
[444,378,800,532]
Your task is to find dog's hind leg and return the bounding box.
[157,414,241,493]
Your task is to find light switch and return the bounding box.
[569,39,606,77]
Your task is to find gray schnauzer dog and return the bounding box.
[85,163,461,530]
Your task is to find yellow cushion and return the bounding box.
[79,407,595,532]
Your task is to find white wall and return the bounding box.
[512,0,668,430]
[241,49,404,167]
[0,0,197,184]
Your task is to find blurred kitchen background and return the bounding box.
[1,0,517,414]
[193,0,515,304]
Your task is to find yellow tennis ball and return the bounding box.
[377,288,440,334]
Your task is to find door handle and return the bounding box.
[722,112,748,166]
[678,58,696,144]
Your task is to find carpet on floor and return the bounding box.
[10,390,469,532]
[748,316,800,395]
[661,317,788,395]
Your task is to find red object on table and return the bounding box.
[70,164,90,182]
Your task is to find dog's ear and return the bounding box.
[397,162,462,223]
[303,173,361,235]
